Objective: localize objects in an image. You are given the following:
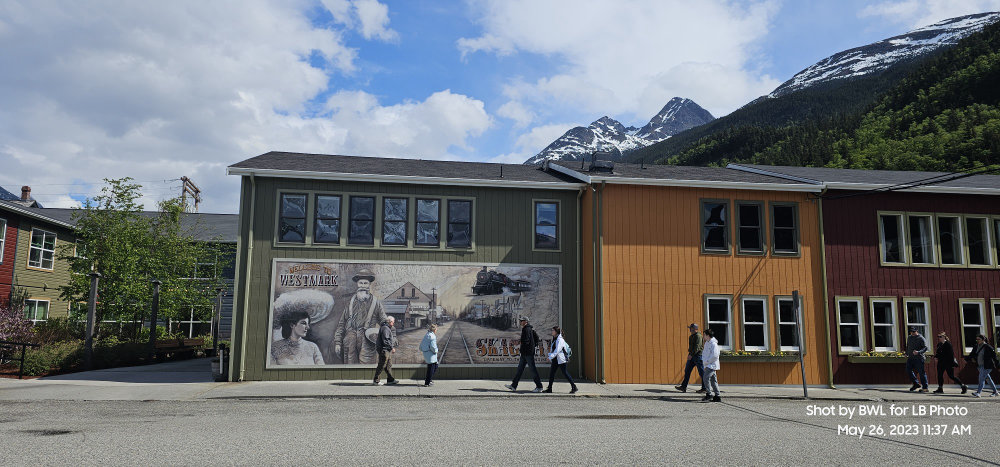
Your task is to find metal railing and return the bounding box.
[0,340,41,379]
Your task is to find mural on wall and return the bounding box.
[266,260,562,368]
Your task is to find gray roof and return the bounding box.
[731,164,1000,191]
[0,201,238,242]
[552,161,817,187]
[229,151,581,185]
[0,185,19,202]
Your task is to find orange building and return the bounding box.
[548,160,832,386]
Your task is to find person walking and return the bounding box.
[905,327,930,392]
[701,328,721,403]
[372,316,398,386]
[419,324,439,387]
[675,323,706,393]
[932,332,966,394]
[544,326,578,394]
[966,334,1000,398]
[506,317,543,393]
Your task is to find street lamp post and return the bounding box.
[147,280,162,363]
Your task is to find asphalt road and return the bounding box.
[1,397,998,465]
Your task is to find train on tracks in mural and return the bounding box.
[471,266,532,295]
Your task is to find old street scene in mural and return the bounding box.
[268,261,560,367]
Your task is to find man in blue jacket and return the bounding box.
[906,327,929,393]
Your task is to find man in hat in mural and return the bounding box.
[333,268,388,364]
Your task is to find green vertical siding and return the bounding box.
[13,220,76,318]
[230,176,581,381]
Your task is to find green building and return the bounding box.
[226,152,583,381]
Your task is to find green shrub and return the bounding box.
[20,341,83,376]
[32,318,85,344]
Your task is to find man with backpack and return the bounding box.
[506,316,543,393]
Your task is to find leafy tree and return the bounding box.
[0,287,33,342]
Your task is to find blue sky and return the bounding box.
[0,0,998,211]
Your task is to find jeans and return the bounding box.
[906,357,928,389]
[680,354,705,390]
[373,351,394,383]
[424,362,438,385]
[704,368,720,396]
[976,367,998,395]
[936,364,964,388]
[547,361,576,389]
[511,354,542,389]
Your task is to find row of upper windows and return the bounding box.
[276,192,561,251]
[702,294,803,352]
[700,199,800,256]
[835,296,1000,355]
[878,212,1000,268]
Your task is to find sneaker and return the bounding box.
[505,384,516,391]
[675,385,686,392]
[991,393,999,397]
[373,381,384,386]
[695,388,707,394]
[711,395,721,402]
[971,392,981,398]
[531,387,543,393]
[909,384,919,392]
[932,388,943,394]
[961,385,968,394]
[918,388,928,393]
[542,388,552,393]
[422,383,431,387]
[701,394,712,402]
[427,381,434,386]
[386,380,399,385]
[570,387,578,394]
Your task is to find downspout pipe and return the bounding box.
[236,173,256,382]
[596,181,606,384]
[575,186,584,380]
[818,189,836,389]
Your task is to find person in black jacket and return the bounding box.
[965,334,1000,398]
[932,332,966,394]
[372,316,398,386]
[506,317,543,393]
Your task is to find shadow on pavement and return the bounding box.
[38,358,213,384]
[460,387,513,393]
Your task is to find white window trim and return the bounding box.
[775,296,803,352]
[902,297,932,340]
[877,211,907,266]
[869,297,899,352]
[835,297,865,354]
[964,215,994,268]
[959,298,986,355]
[905,213,937,266]
[0,217,6,263]
[27,228,57,271]
[24,299,50,323]
[740,296,769,351]
[704,294,733,351]
[936,214,966,267]
[990,299,1000,345]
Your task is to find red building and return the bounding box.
[731,165,1000,385]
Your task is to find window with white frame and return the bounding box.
[870,298,899,352]
[736,202,764,254]
[741,296,768,351]
[704,295,732,350]
[907,214,936,265]
[771,203,799,255]
[995,219,1000,266]
[937,216,964,265]
[965,216,993,266]
[24,299,49,322]
[836,298,864,353]
[903,298,931,339]
[28,228,56,270]
[878,213,906,264]
[990,300,999,346]
[959,299,985,354]
[0,217,6,262]
[776,296,802,351]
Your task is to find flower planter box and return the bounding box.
[720,355,800,363]
[847,355,907,364]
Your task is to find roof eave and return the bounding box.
[825,182,1000,195]
[0,202,76,229]
[587,175,823,192]
[227,166,584,190]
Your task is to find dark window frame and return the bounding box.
[415,198,441,247]
[770,202,800,256]
[533,200,560,251]
[277,193,308,244]
[348,195,376,246]
[700,199,731,255]
[381,197,409,246]
[313,194,342,245]
[735,201,765,255]
[446,199,473,249]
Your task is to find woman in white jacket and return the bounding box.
[545,326,579,393]
[701,328,721,402]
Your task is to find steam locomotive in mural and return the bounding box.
[471,266,532,295]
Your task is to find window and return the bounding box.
[700,200,729,253]
[348,196,376,245]
[446,200,472,248]
[775,296,802,351]
[992,300,1000,346]
[534,201,559,250]
[959,299,985,354]
[903,298,931,339]
[0,217,6,262]
[965,216,993,266]
[28,228,56,270]
[836,298,864,353]
[771,203,799,255]
[870,298,899,352]
[937,215,964,265]
[878,213,906,264]
[907,214,936,265]
[314,195,341,244]
[278,194,307,243]
[24,299,49,323]
[736,202,764,254]
[382,197,408,246]
[740,296,768,351]
[415,199,441,246]
[995,219,1000,266]
[704,295,732,350]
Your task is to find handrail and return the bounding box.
[0,340,41,379]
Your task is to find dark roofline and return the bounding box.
[549,161,823,192]
[727,163,1000,195]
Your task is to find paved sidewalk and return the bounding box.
[0,358,990,402]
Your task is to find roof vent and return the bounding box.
[588,151,615,173]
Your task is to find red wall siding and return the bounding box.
[823,190,1000,385]
[0,215,18,301]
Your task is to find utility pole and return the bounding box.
[179,176,202,212]
[213,287,224,356]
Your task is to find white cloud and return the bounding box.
[859,0,1000,28]
[0,1,477,213]
[496,101,535,127]
[353,0,398,42]
[459,0,781,122]
[489,123,574,164]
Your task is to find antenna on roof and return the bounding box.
[499,164,503,178]
[641,158,646,170]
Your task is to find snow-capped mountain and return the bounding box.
[524,98,714,165]
[769,12,1000,98]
